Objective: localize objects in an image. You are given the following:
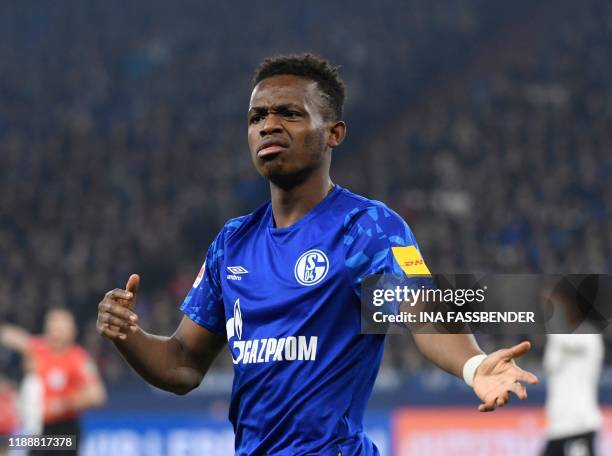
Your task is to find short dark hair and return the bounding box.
[252,53,346,121]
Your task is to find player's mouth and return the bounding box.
[257,139,290,158]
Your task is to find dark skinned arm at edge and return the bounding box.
[97,274,226,395]
[112,317,226,395]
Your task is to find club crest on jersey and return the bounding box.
[294,249,329,286]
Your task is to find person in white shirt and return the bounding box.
[542,280,605,456]
[18,354,44,436]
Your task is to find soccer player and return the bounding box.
[0,308,107,455]
[542,284,604,456]
[97,53,538,455]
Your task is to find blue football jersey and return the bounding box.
[181,185,428,456]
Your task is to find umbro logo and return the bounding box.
[227,266,248,281]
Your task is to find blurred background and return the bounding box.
[0,0,611,454]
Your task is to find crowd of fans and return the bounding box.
[1,0,609,382]
[371,0,611,277]
[377,0,612,373]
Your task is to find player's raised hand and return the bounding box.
[97,274,141,341]
[472,341,539,412]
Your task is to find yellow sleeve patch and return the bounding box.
[391,246,431,275]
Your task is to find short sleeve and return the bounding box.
[343,205,432,298]
[72,349,100,385]
[180,229,226,336]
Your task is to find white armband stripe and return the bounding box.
[463,354,487,387]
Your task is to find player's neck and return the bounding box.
[47,339,71,353]
[269,174,334,229]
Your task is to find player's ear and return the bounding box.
[327,121,346,148]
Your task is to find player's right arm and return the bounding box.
[0,324,31,353]
[97,274,226,395]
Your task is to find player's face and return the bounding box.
[44,310,76,349]
[247,75,331,188]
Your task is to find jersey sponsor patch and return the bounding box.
[193,261,206,288]
[227,298,317,364]
[392,245,431,275]
[46,368,67,391]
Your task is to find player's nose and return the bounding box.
[260,114,283,136]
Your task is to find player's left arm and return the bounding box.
[345,205,538,411]
[411,332,482,378]
[413,333,539,411]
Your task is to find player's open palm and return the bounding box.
[473,341,539,412]
[97,274,141,341]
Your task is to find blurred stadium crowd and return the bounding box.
[1,0,610,383]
